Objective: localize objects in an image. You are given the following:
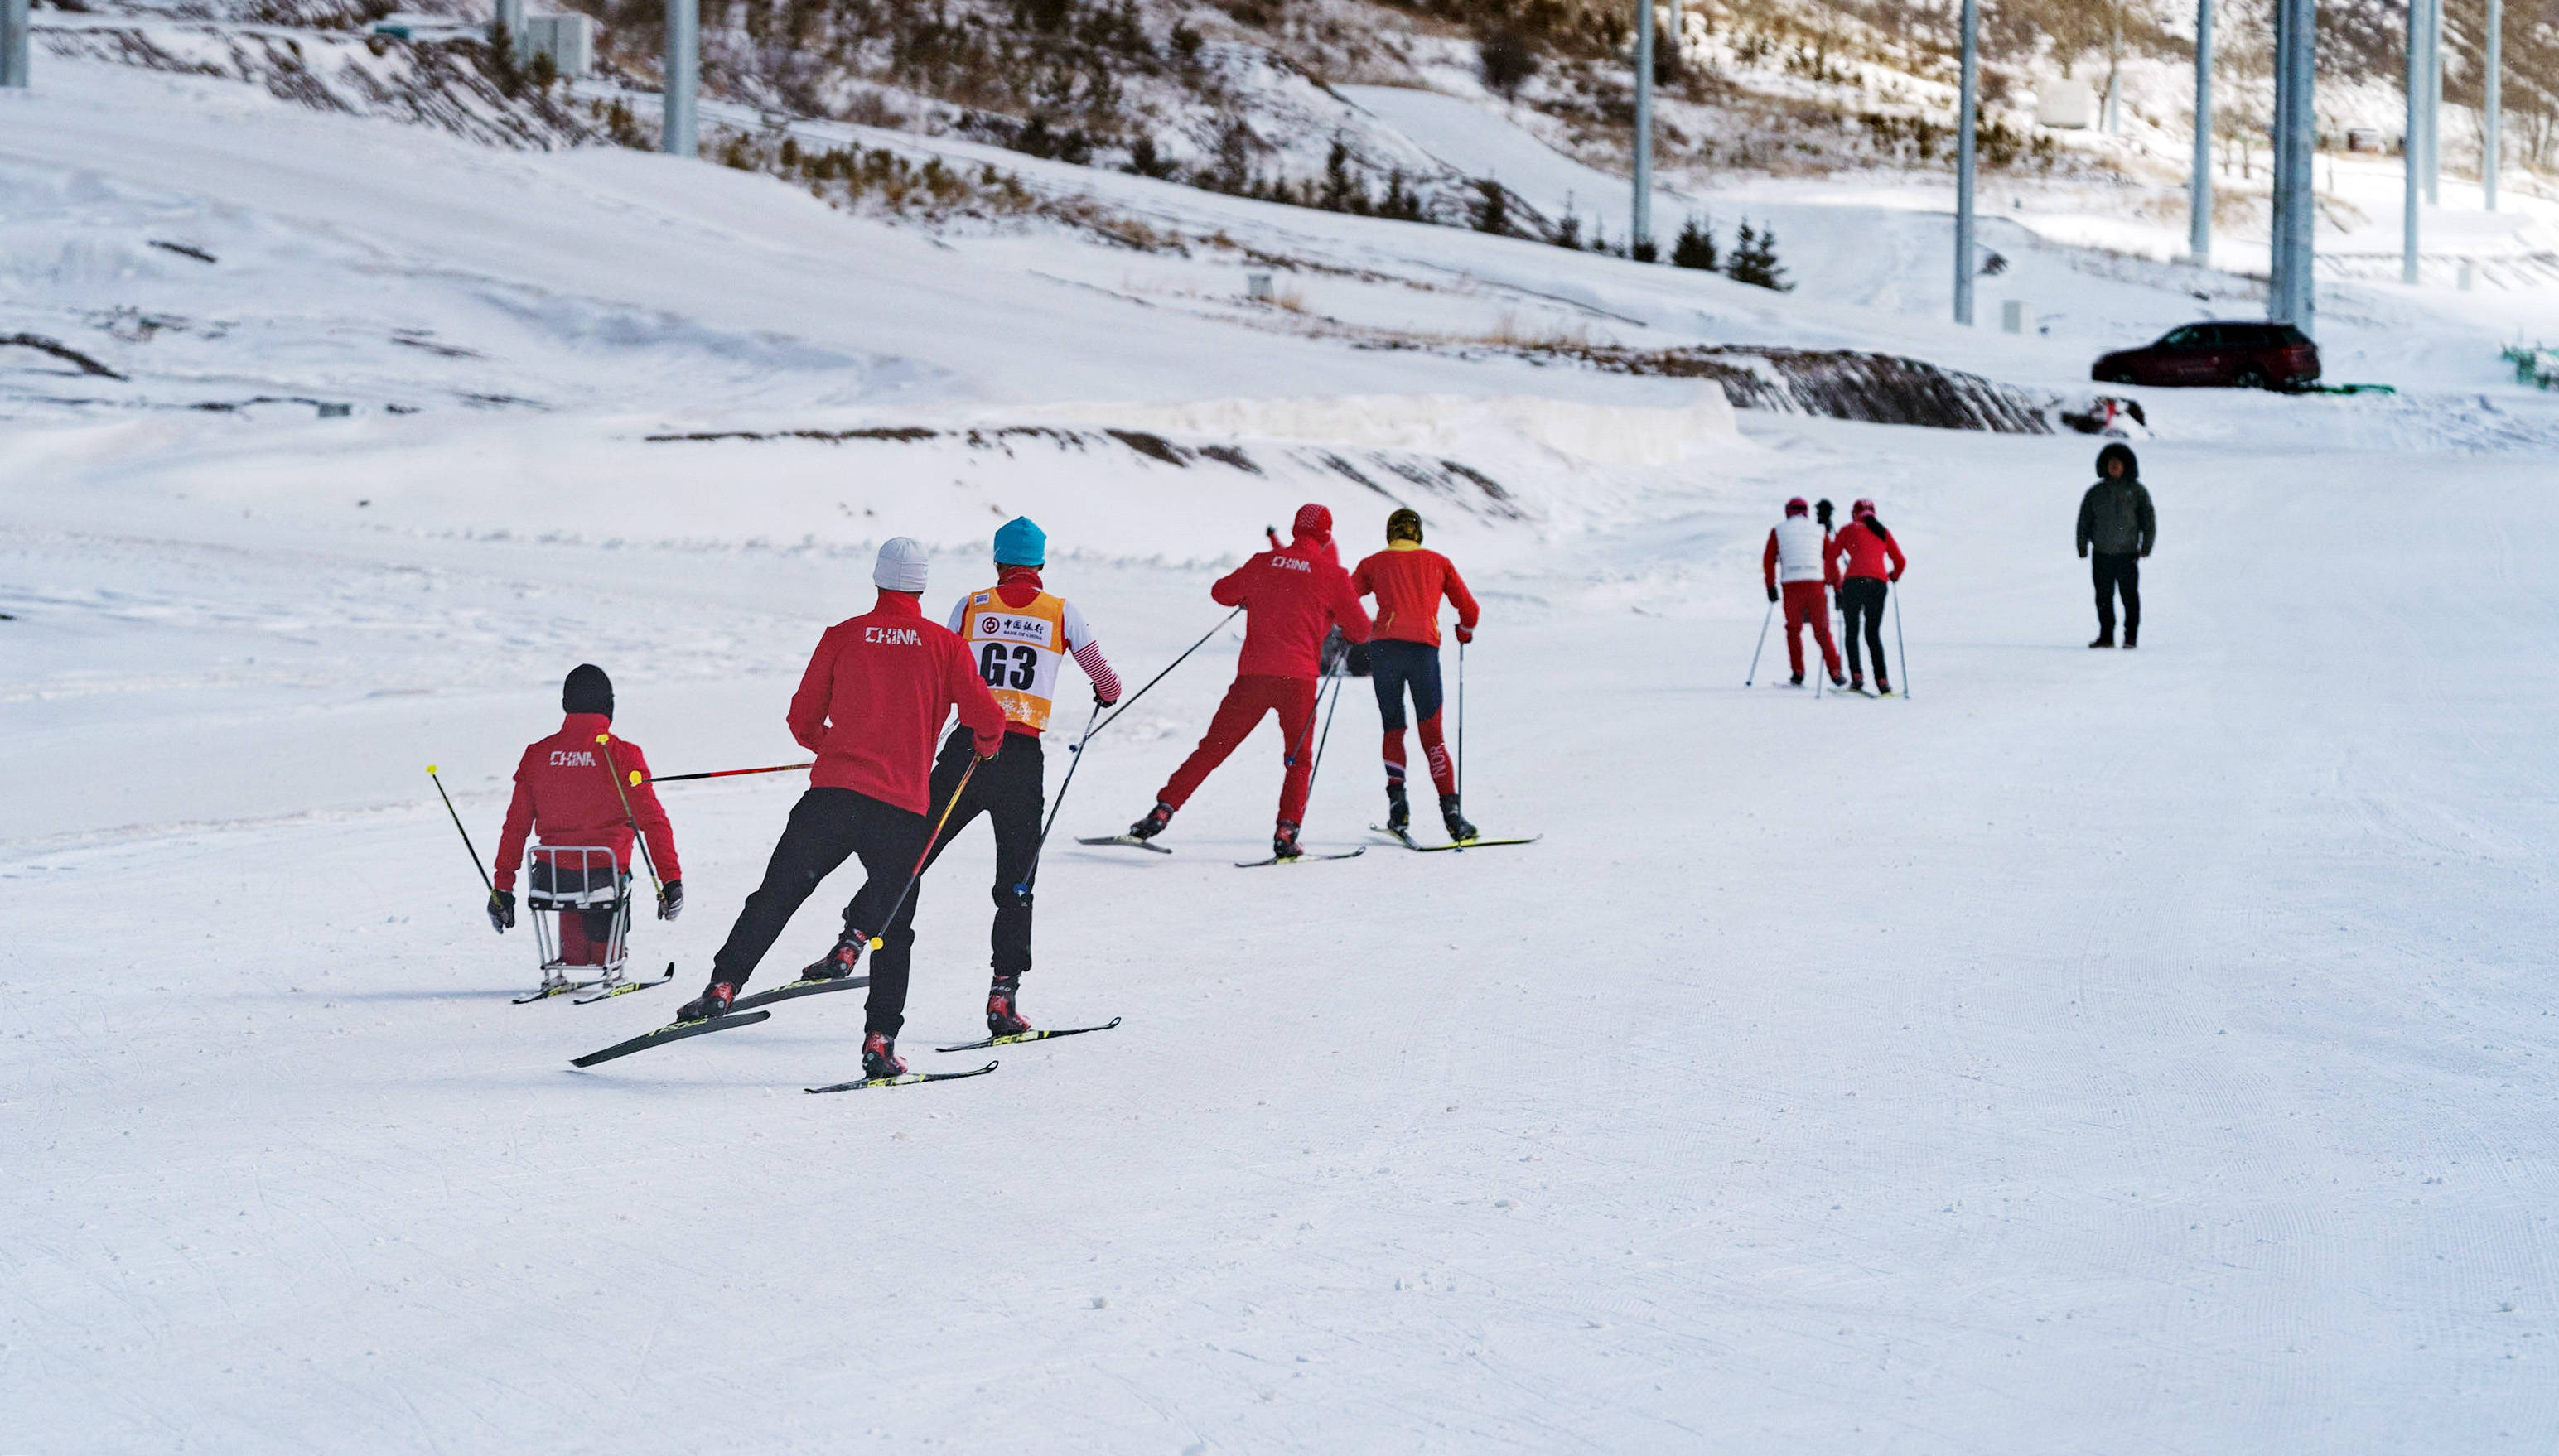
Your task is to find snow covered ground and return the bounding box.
[7,55,2559,1454]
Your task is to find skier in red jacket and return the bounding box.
[1350,507,1481,841]
[489,664,683,982]
[1125,503,1373,861]
[678,538,1010,1082]
[1827,498,1907,694]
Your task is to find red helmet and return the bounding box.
[1784,497,1809,517]
[1852,498,1876,519]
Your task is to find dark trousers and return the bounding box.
[1367,639,1444,729]
[710,786,928,1036]
[1839,577,1889,680]
[896,726,1044,986]
[2093,552,2141,640]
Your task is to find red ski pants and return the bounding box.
[1783,580,1841,678]
[1157,673,1321,826]
[1382,716,1456,797]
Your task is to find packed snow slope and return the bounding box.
[7,55,2559,1456]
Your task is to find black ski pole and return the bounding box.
[1455,638,1466,799]
[1306,667,1347,790]
[1891,581,1910,700]
[1744,597,1774,685]
[1092,605,1242,738]
[1016,697,1104,897]
[427,765,495,894]
[860,754,982,953]
[591,735,664,899]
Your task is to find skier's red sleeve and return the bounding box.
[1441,556,1480,631]
[1351,556,1375,601]
[1887,534,1909,582]
[946,636,1010,758]
[492,752,536,894]
[1326,564,1373,644]
[1210,561,1252,609]
[617,742,681,881]
[1763,530,1780,592]
[785,627,838,753]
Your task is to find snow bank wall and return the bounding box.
[1017,391,1740,467]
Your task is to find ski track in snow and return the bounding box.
[4,51,2559,1456]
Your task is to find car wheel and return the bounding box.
[2234,365,2270,391]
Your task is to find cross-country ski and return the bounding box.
[934,1016,1122,1053]
[805,1060,1000,1094]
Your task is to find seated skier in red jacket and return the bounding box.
[489,663,683,964]
[1124,503,1373,861]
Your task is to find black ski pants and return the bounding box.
[709,786,929,1036]
[888,726,1045,988]
[1839,576,1890,681]
[2092,552,2141,641]
[1366,638,1444,730]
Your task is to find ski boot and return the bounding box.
[1272,819,1304,861]
[1127,802,1174,841]
[676,980,736,1021]
[800,937,865,983]
[1829,671,1848,689]
[1440,793,1479,844]
[1789,670,1805,687]
[1847,674,1866,693]
[2123,626,2138,649]
[2088,631,2115,649]
[1385,779,1411,834]
[1876,677,1893,696]
[861,1031,907,1080]
[986,976,1031,1038]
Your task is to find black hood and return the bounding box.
[2095,442,2140,482]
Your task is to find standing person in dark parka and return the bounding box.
[2078,443,2156,648]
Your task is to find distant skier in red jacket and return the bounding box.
[679,538,1010,1082]
[1125,503,1373,861]
[1350,507,1481,842]
[1827,498,1907,694]
[1763,496,1843,687]
[489,663,683,977]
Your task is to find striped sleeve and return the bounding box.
[1061,602,1121,702]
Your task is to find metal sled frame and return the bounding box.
[526,846,630,990]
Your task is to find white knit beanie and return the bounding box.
[873,537,929,593]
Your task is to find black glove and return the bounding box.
[1766,583,1779,603]
[1345,641,1372,677]
[658,879,683,922]
[487,890,515,933]
[1094,687,1118,708]
[1815,499,1835,528]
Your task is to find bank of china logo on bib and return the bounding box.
[982,615,1002,637]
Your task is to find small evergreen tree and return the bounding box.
[1726,220,1794,292]
[1671,215,1718,271]
[1552,212,1583,250]
[1480,31,1537,99]
[1631,235,1658,263]
[1471,179,1509,235]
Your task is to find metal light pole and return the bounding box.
[664,0,698,157]
[2422,0,2441,205]
[2190,0,2214,263]
[1632,0,1654,254]
[2269,0,2315,330]
[2,0,30,89]
[2403,0,2422,280]
[1954,0,1977,324]
[2485,0,2502,210]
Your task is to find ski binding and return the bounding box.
[574,962,675,1005]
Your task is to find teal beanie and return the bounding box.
[992,516,1046,567]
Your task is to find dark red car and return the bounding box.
[2092,321,2321,391]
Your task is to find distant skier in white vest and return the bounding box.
[1762,496,1844,687]
[795,517,1121,1037]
